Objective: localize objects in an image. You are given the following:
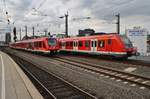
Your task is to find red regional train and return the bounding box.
[59,33,137,58]
[9,37,59,54]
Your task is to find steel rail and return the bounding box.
[53,56,150,89]
[10,54,98,99]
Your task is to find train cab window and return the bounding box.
[120,35,133,48]
[85,41,90,47]
[78,41,83,47]
[98,40,105,48]
[70,42,73,47]
[108,39,112,45]
[48,38,57,46]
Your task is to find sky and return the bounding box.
[0,0,150,40]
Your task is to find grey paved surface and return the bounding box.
[129,55,150,62]
[0,51,32,99]
[8,49,150,99]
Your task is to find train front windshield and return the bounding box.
[120,36,133,48]
[48,38,57,46]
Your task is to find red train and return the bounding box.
[9,37,59,54]
[59,33,137,58]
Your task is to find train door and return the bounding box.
[62,41,65,50]
[91,39,97,52]
[73,40,78,51]
[106,38,112,53]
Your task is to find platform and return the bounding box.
[0,51,43,99]
[129,55,150,62]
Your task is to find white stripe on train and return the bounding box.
[60,49,127,55]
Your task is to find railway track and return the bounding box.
[58,53,150,67]
[53,56,150,90]
[10,54,98,99]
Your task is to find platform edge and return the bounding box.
[5,53,44,99]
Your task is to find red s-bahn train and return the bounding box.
[59,33,137,58]
[9,37,59,54]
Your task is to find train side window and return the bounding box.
[37,42,40,47]
[34,42,36,47]
[85,41,90,47]
[98,40,105,48]
[43,42,46,48]
[35,42,36,47]
[108,39,112,45]
[59,42,61,46]
[36,42,38,47]
[61,42,64,46]
[70,42,73,47]
[78,41,83,47]
[66,42,69,46]
[63,42,66,46]
[29,43,32,48]
[38,42,39,47]
[39,42,42,47]
[34,42,37,47]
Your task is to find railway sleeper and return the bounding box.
[54,91,80,99]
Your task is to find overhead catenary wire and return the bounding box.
[37,0,47,10]
[32,0,47,12]
[2,0,10,24]
[3,0,7,11]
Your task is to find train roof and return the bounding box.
[60,33,120,41]
[11,37,56,44]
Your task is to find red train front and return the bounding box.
[9,37,59,54]
[59,34,137,59]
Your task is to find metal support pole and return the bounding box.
[20,28,21,40]
[25,25,27,39]
[44,29,47,37]
[59,12,69,37]
[116,13,120,34]
[13,27,17,42]
[32,26,35,38]
[45,31,47,37]
[65,12,68,37]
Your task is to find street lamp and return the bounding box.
[101,13,120,34]
[115,13,120,34]
[59,12,69,37]
[12,19,23,41]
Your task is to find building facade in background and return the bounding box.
[125,27,149,56]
